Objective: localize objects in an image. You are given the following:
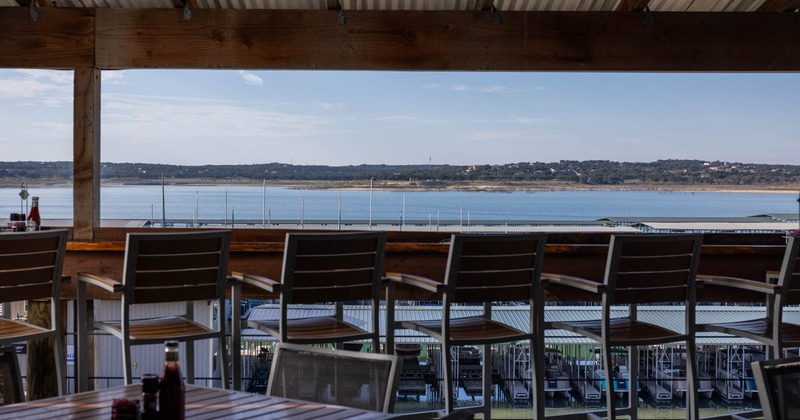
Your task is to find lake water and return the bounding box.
[1,185,798,222]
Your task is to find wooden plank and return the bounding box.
[294,252,376,270]
[92,9,800,71]
[0,267,55,287]
[73,68,100,241]
[292,283,372,303]
[758,0,800,12]
[134,267,221,288]
[453,284,531,302]
[0,252,56,271]
[0,7,94,69]
[615,0,651,12]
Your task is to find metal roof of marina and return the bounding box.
[246,303,800,346]
[632,221,799,233]
[751,213,800,222]
[597,216,776,224]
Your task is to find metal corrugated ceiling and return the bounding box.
[0,0,788,12]
[246,303,800,345]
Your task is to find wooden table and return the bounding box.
[0,384,394,419]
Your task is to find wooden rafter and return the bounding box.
[14,0,54,7]
[614,0,650,12]
[170,0,197,9]
[476,0,494,11]
[3,8,800,72]
[92,9,800,72]
[757,0,800,11]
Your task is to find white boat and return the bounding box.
[543,349,571,398]
[715,368,744,401]
[698,371,715,399]
[592,365,635,398]
[645,381,673,404]
[649,346,714,400]
[570,360,602,401]
[500,346,531,405]
[659,368,715,400]
[658,368,687,398]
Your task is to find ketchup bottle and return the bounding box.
[159,341,185,419]
[27,196,41,231]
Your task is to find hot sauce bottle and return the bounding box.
[159,340,185,420]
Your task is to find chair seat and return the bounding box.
[98,316,215,341]
[550,317,684,345]
[401,316,527,343]
[0,319,50,341]
[249,316,372,342]
[702,318,800,346]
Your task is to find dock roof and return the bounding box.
[246,304,797,346]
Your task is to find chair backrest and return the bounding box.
[0,230,68,304]
[0,346,24,405]
[267,343,401,413]
[280,232,386,304]
[443,233,546,304]
[776,236,800,305]
[122,230,231,304]
[604,233,703,305]
[752,357,800,420]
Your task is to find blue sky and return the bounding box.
[0,69,797,166]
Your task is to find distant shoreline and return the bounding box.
[3,179,799,194]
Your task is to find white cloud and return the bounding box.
[465,130,558,143]
[16,69,73,85]
[100,94,341,163]
[239,71,264,86]
[466,131,525,141]
[448,84,470,92]
[317,101,345,110]
[102,71,126,85]
[480,84,510,93]
[513,116,555,125]
[0,70,72,106]
[424,82,523,94]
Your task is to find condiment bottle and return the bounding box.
[159,341,185,420]
[26,196,40,231]
[141,373,160,419]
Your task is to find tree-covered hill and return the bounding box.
[2,160,800,187]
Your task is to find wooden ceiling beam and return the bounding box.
[757,0,800,11]
[2,8,800,71]
[0,7,94,68]
[15,0,55,6]
[92,9,800,72]
[476,0,494,11]
[614,0,650,12]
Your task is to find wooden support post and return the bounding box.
[73,68,100,241]
[26,300,66,400]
